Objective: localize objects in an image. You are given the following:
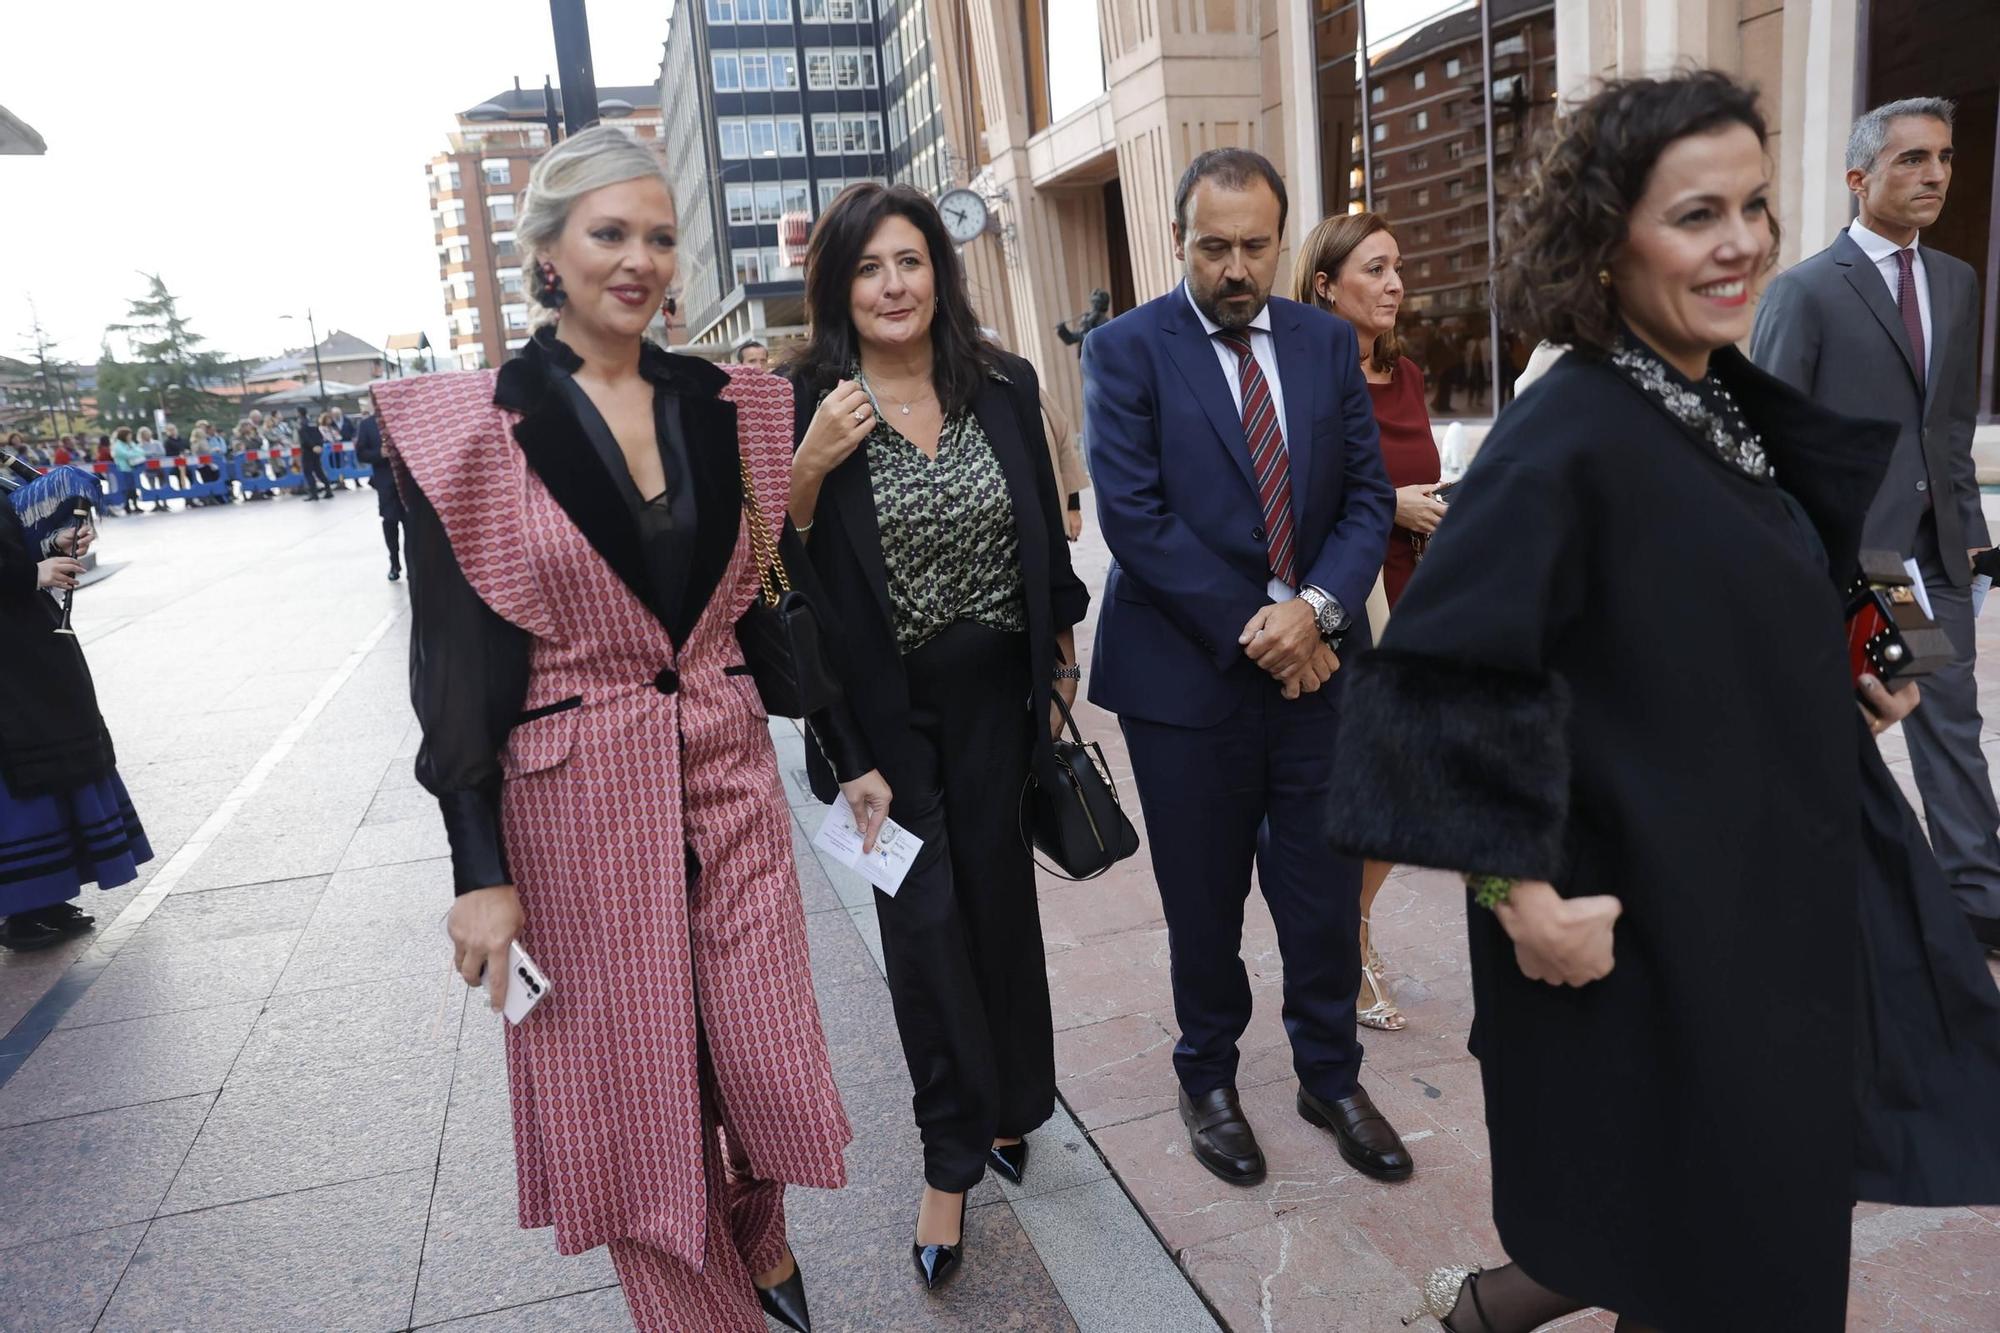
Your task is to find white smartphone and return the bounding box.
[498,941,552,1025]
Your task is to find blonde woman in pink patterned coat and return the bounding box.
[375,126,892,1333]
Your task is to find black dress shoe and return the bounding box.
[1178,1086,1266,1186]
[0,915,66,952]
[988,1140,1028,1185]
[29,903,95,936]
[1968,912,2000,954]
[755,1264,812,1332]
[387,566,402,583]
[911,1192,966,1292]
[1297,1086,1413,1182]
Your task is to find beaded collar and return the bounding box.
[1606,336,1772,481]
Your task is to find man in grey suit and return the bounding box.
[1753,96,2000,950]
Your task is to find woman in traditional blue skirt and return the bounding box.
[0,465,151,951]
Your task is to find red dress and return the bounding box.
[1369,356,1441,607]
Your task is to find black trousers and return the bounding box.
[301,452,332,494]
[383,517,404,571]
[879,620,1054,1191]
[1121,681,1362,1104]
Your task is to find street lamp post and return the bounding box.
[549,0,598,136]
[280,310,329,405]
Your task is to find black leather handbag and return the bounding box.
[734,455,842,718]
[1020,694,1141,881]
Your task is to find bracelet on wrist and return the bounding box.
[1466,873,1517,910]
[1052,663,1082,682]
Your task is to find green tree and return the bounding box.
[105,273,233,426]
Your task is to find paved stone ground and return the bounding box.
[2,488,1996,1330]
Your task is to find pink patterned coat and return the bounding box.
[376,360,850,1267]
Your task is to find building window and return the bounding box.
[1370,85,1384,105]
[805,50,833,88]
[1447,177,1467,199]
[440,200,466,229]
[782,181,811,216]
[489,195,516,223]
[1408,152,1428,171]
[817,179,848,210]
[812,113,883,155]
[754,182,784,223]
[1408,111,1428,132]
[742,51,771,91]
[718,119,749,159]
[748,119,777,158]
[837,50,877,88]
[1371,122,1387,143]
[734,251,765,285]
[713,53,740,92]
[800,0,871,18]
[769,51,798,89]
[706,0,734,19]
[1493,34,1526,58]
[1448,139,1470,160]
[776,118,806,156]
[497,267,523,299]
[1445,57,1462,78]
[1413,70,1427,92]
[763,246,802,281]
[1413,187,1430,207]
[493,238,518,261]
[727,184,756,225]
[503,303,529,330]
[482,159,510,185]
[1371,163,1387,181]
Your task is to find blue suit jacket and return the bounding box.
[1084,287,1393,727]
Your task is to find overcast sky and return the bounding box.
[0,0,674,369]
[0,0,1464,372]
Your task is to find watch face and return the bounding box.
[937,189,988,244]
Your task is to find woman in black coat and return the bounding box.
[0,468,152,950]
[782,183,1088,1291]
[1326,72,2000,1331]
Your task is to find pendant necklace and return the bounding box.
[860,369,929,416]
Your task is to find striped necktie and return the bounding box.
[1214,328,1297,588]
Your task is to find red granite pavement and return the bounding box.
[1045,518,2000,1331]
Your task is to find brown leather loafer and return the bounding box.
[1297,1085,1413,1182]
[1179,1086,1266,1186]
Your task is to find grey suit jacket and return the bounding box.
[1750,229,1988,585]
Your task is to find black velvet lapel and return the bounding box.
[673,390,742,646]
[493,327,738,647]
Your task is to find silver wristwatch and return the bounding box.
[1297,586,1347,641]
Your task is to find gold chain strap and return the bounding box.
[737,452,792,604]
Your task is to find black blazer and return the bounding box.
[786,351,1090,802]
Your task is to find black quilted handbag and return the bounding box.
[733,454,842,718]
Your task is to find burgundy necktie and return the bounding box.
[1895,248,1926,387]
[1214,328,1297,588]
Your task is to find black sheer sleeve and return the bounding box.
[402,469,532,895]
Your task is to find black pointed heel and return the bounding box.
[755,1262,811,1332]
[910,1192,967,1292]
[988,1140,1028,1185]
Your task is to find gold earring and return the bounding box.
[1597,268,1613,288]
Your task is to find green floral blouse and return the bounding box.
[857,398,1027,654]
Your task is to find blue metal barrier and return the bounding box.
[235,449,304,497]
[322,441,368,485]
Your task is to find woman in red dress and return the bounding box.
[376,126,891,1333]
[1294,212,1444,1032]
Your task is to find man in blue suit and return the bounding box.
[1083,148,1409,1187]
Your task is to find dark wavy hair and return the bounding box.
[1494,69,1780,358]
[787,182,999,414]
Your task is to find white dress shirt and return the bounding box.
[1182,281,1301,604]
[1847,218,1933,379]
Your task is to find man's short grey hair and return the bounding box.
[1847,97,1955,173]
[518,125,672,324]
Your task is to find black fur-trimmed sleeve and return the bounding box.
[1325,651,1570,879]
[1325,449,1583,880]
